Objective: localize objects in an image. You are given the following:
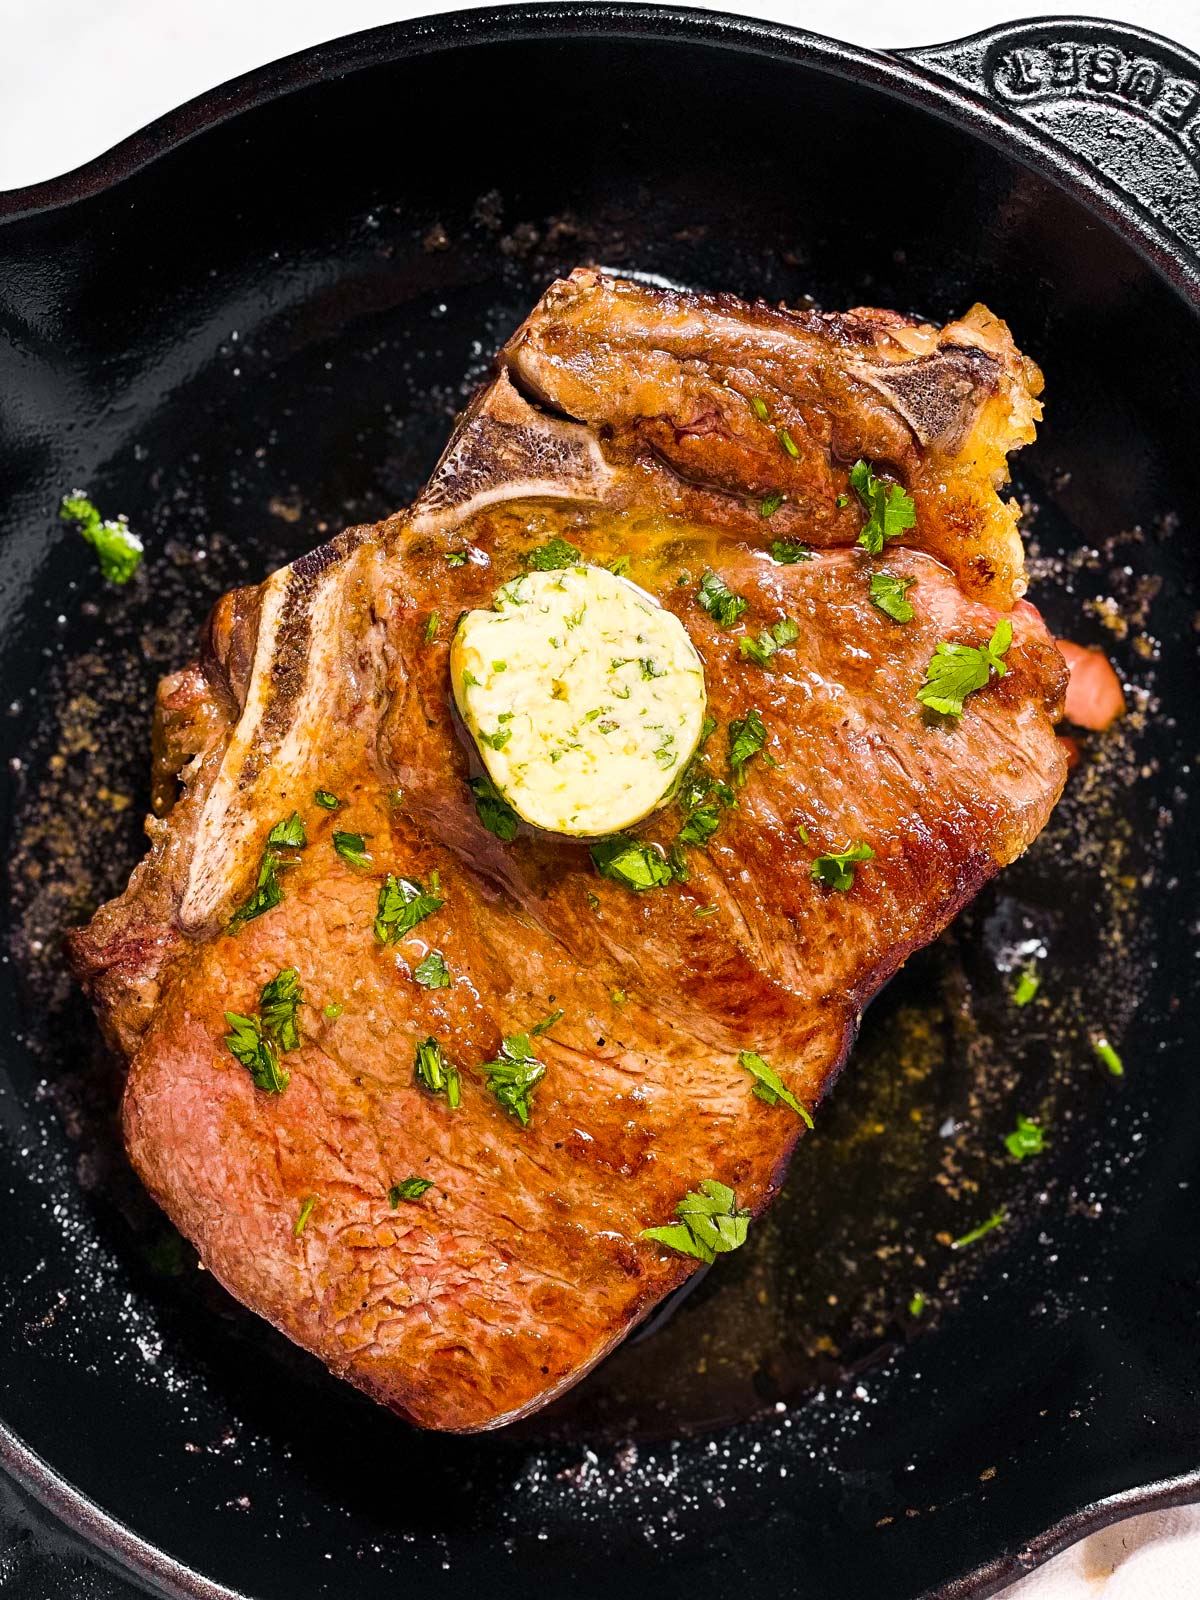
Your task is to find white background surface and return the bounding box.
[1,0,1199,189]
[2,1,1199,1596]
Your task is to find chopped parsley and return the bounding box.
[531,1008,564,1036]
[294,1196,317,1236]
[268,814,307,850]
[590,835,673,892]
[770,539,811,564]
[480,1032,545,1125]
[1012,968,1040,1007]
[323,1002,343,1019]
[414,1036,460,1107]
[332,831,373,869]
[917,620,1013,718]
[642,1179,751,1264]
[414,950,450,989]
[228,813,308,931]
[525,536,582,570]
[951,1209,1006,1249]
[259,967,303,1051]
[1093,1035,1124,1077]
[469,774,519,840]
[480,726,512,751]
[849,460,917,555]
[224,1012,289,1094]
[374,872,444,944]
[445,548,470,568]
[608,554,632,577]
[313,789,340,810]
[694,904,718,917]
[224,966,304,1094]
[697,570,749,629]
[389,1177,434,1204]
[675,749,736,853]
[908,1291,926,1317]
[728,708,775,786]
[760,492,785,519]
[869,570,917,624]
[1004,1115,1045,1160]
[811,841,874,892]
[423,612,439,643]
[739,616,799,668]
[60,492,144,584]
[738,1050,813,1126]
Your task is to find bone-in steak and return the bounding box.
[69,271,1067,1431]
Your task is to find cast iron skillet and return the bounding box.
[1,8,1198,1598]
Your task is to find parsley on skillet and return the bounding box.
[60,492,143,584]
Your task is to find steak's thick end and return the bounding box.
[69,274,1067,1431]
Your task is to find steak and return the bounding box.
[68,270,1067,1431]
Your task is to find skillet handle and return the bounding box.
[896,19,1200,281]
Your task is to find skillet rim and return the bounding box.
[2,6,1199,1598]
[0,4,1198,310]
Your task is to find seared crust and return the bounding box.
[461,271,1042,607]
[68,275,1066,1431]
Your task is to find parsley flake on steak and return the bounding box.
[917,620,1013,717]
[389,1177,434,1204]
[738,616,800,669]
[869,570,917,624]
[697,570,749,628]
[850,460,917,555]
[332,831,373,869]
[728,708,776,786]
[229,814,308,932]
[810,841,875,892]
[223,967,304,1094]
[641,1180,751,1263]
[480,1032,545,1125]
[524,536,582,570]
[769,538,810,563]
[414,950,450,989]
[469,774,519,841]
[374,872,444,944]
[414,1036,460,1107]
[738,1050,813,1126]
[590,835,673,892]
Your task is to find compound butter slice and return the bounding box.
[451,565,707,837]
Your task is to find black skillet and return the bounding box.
[1,8,1199,1598]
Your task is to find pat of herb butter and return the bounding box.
[451,565,707,837]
